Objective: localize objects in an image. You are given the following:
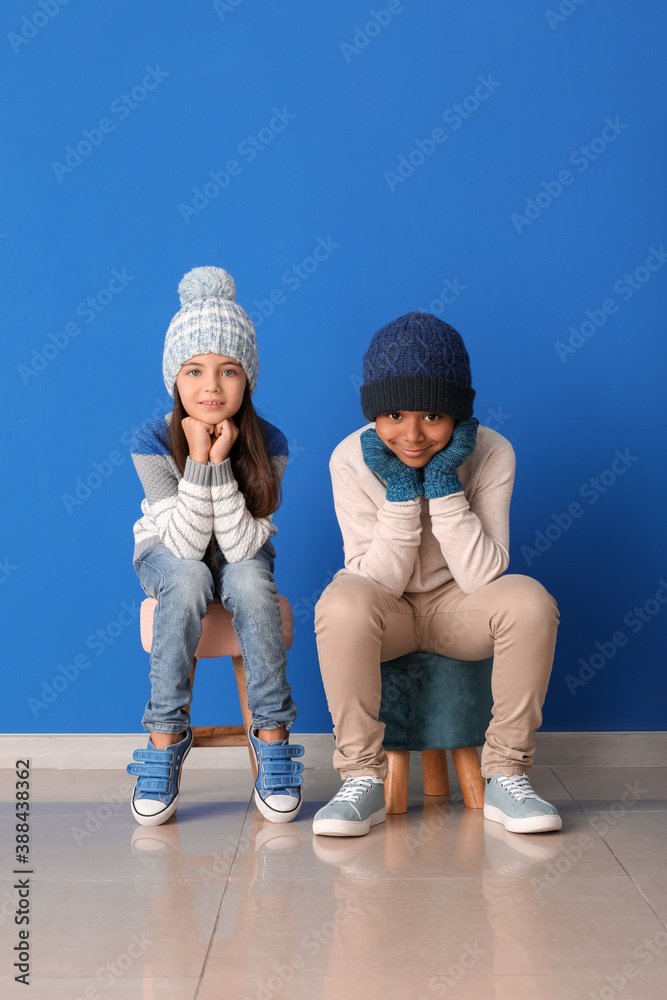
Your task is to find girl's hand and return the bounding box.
[209,418,239,465]
[182,416,216,465]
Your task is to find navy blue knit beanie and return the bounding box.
[360,312,475,421]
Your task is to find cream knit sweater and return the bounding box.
[329,423,515,597]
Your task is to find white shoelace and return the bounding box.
[497,775,541,802]
[331,777,378,804]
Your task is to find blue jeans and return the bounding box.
[133,540,297,734]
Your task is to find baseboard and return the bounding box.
[1,732,666,769]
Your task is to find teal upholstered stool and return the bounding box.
[379,652,494,814]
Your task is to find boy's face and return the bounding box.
[375,411,456,468]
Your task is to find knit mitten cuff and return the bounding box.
[385,468,424,502]
[423,471,463,500]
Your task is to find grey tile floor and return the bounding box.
[1,759,666,999]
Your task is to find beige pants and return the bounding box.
[314,570,559,779]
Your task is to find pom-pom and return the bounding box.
[178,266,236,306]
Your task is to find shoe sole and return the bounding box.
[312,807,386,838]
[254,788,302,824]
[483,803,562,833]
[130,740,192,827]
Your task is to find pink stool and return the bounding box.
[139,595,294,777]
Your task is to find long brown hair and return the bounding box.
[169,382,281,561]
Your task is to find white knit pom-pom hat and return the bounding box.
[162,266,259,396]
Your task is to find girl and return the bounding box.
[313,312,561,836]
[126,266,304,827]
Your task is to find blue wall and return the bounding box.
[4,0,666,734]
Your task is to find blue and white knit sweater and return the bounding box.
[131,412,288,563]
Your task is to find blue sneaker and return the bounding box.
[484,773,562,833]
[312,777,386,837]
[127,728,193,827]
[248,728,304,824]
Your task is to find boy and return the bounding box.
[313,312,561,836]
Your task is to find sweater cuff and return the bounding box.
[210,458,235,487]
[183,456,212,486]
[428,492,467,515]
[382,497,422,514]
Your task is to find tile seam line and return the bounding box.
[194,791,254,998]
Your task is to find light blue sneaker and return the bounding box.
[248,728,304,824]
[312,777,386,837]
[484,773,562,833]
[127,728,193,827]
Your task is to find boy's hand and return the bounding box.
[209,419,239,465]
[360,428,423,502]
[423,417,479,499]
[182,416,215,465]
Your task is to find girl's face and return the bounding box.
[375,411,456,467]
[176,354,247,422]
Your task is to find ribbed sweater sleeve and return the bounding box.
[428,444,515,593]
[210,459,277,563]
[331,461,423,599]
[131,451,214,560]
[210,418,288,563]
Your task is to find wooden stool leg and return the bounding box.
[451,746,485,808]
[232,655,257,780]
[385,750,410,815]
[421,748,450,796]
